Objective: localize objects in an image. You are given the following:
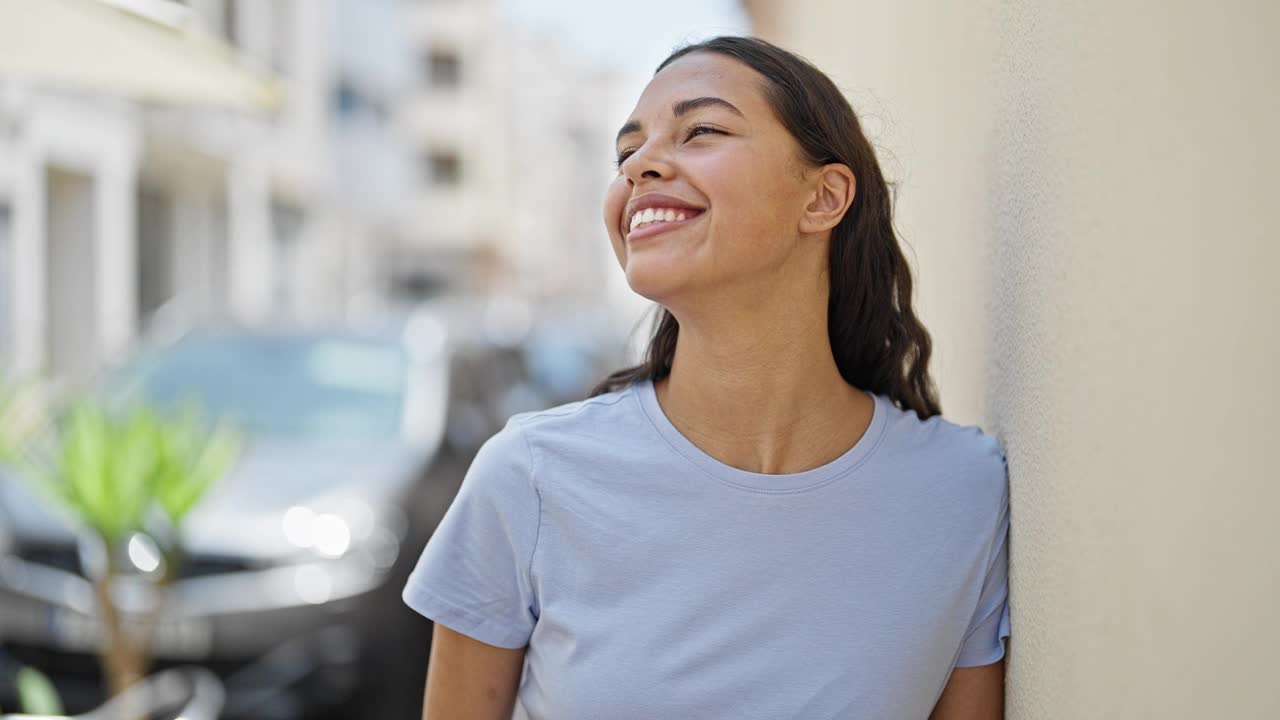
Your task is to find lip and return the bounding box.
[622,192,706,241]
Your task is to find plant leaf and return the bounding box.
[109,405,161,533]
[16,665,65,715]
[60,400,119,541]
[0,376,16,463]
[154,400,241,524]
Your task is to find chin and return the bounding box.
[622,257,690,305]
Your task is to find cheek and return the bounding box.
[709,156,795,239]
[603,177,629,263]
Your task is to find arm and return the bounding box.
[422,623,527,720]
[928,658,1005,720]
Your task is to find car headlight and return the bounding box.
[281,506,351,559]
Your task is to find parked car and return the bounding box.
[428,294,630,456]
[0,314,450,718]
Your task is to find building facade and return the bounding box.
[396,0,620,305]
[0,0,421,391]
[0,0,624,395]
[0,83,142,385]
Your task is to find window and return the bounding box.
[425,151,462,186]
[136,189,175,325]
[222,0,238,44]
[392,270,448,300]
[335,81,360,115]
[426,50,461,88]
[333,79,386,123]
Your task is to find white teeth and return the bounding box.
[628,207,698,232]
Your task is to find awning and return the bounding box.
[0,0,281,112]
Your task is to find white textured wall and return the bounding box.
[750,2,1280,717]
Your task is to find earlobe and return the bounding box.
[799,164,856,234]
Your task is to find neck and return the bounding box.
[654,283,873,475]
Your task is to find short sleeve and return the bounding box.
[401,416,541,649]
[954,443,1012,667]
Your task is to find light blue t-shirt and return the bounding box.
[403,378,1011,719]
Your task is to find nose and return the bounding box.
[622,142,669,183]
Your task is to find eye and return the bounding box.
[613,148,637,171]
[683,124,725,142]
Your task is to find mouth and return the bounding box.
[624,206,706,242]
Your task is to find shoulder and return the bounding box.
[878,398,1009,506]
[509,384,636,429]
[505,383,639,451]
[451,386,640,524]
[469,384,639,481]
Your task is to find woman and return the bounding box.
[403,36,1011,719]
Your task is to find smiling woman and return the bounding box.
[403,36,1010,720]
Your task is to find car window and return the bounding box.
[115,333,409,443]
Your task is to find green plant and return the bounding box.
[15,665,65,716]
[0,373,242,703]
[0,372,45,465]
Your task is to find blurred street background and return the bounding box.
[0,0,744,718]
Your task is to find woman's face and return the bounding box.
[603,52,818,307]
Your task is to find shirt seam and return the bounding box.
[513,415,544,609]
[632,386,890,495]
[516,390,629,424]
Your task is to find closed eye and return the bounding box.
[613,148,636,170]
[613,125,725,171]
[684,124,726,142]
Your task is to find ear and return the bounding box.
[798,163,856,235]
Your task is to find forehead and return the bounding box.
[629,52,770,120]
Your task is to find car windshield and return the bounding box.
[115,332,408,443]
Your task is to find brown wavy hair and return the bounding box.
[590,36,941,419]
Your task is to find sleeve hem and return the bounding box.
[954,635,1008,668]
[401,582,531,650]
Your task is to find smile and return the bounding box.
[630,207,688,231]
[625,207,705,241]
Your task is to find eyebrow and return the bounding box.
[615,96,745,144]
